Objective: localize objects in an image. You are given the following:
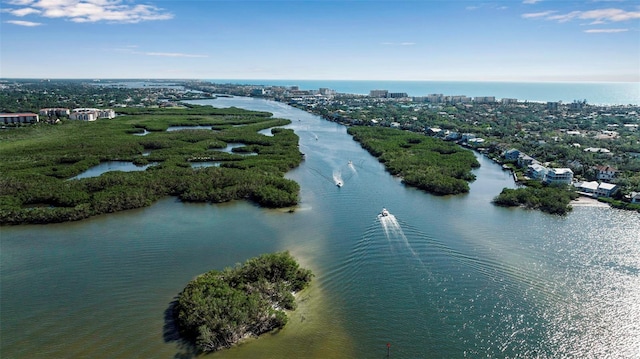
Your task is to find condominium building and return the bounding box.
[0,113,39,124]
[69,108,115,121]
[369,90,389,98]
[39,108,71,117]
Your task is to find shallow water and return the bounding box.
[70,161,156,179]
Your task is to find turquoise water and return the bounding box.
[209,79,640,105]
[2,97,639,358]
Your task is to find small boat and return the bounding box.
[336,181,343,187]
[380,208,389,217]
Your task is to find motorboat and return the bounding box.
[380,208,389,217]
[336,181,343,187]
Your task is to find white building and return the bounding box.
[596,166,617,181]
[575,181,599,195]
[474,96,496,103]
[596,183,618,198]
[1,113,39,124]
[369,90,389,98]
[543,168,573,186]
[39,108,70,117]
[70,108,115,121]
[527,163,548,180]
[69,111,97,121]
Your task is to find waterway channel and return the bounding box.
[2,97,639,358]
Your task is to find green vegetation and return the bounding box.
[0,105,303,225]
[596,197,640,213]
[348,126,480,195]
[174,251,313,353]
[492,182,579,215]
[0,79,211,113]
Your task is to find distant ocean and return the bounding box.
[207,79,640,106]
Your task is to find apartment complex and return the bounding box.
[0,113,39,124]
[69,108,115,121]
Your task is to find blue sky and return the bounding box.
[1,0,639,82]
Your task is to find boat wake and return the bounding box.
[333,171,343,187]
[348,160,357,174]
[378,209,423,265]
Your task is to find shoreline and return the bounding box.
[571,196,611,207]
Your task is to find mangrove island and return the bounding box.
[173,251,313,353]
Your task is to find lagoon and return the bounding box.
[70,161,156,180]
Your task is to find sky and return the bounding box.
[1,0,639,82]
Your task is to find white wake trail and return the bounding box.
[379,212,422,264]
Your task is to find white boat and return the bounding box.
[380,208,389,217]
[336,181,343,187]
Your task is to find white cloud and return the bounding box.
[4,0,173,23]
[523,0,543,4]
[522,10,556,19]
[7,7,41,16]
[7,0,35,5]
[584,28,628,33]
[5,19,43,26]
[524,7,640,23]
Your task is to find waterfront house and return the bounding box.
[467,138,485,147]
[543,168,573,186]
[596,183,618,198]
[461,133,476,142]
[595,165,617,181]
[425,127,442,136]
[504,148,520,161]
[517,153,535,168]
[575,181,618,198]
[444,131,461,141]
[527,163,548,180]
[575,181,599,195]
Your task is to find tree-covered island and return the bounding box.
[492,180,579,215]
[348,126,480,195]
[0,105,304,225]
[173,251,313,353]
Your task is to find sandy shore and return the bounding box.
[571,196,611,207]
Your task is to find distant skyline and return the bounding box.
[1,0,639,82]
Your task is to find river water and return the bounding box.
[2,97,639,358]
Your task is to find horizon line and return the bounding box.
[2,77,639,84]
